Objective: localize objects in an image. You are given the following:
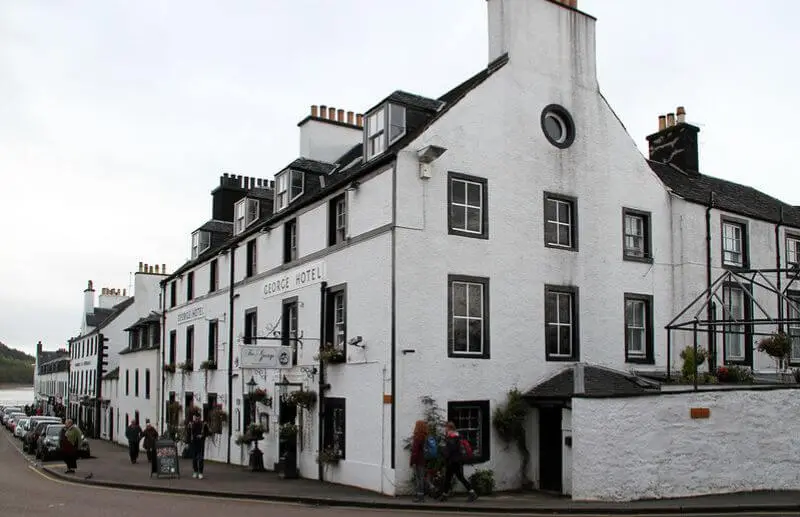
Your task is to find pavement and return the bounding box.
[6,428,800,515]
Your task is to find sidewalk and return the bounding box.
[39,438,800,514]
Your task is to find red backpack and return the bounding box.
[459,438,473,460]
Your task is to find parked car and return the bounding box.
[13,418,30,439]
[6,412,26,431]
[24,419,61,454]
[36,424,64,461]
[1,407,22,425]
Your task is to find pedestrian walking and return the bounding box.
[189,413,210,479]
[59,419,81,474]
[126,420,142,464]
[141,420,159,475]
[439,422,477,502]
[409,420,436,502]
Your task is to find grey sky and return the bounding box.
[1,1,798,355]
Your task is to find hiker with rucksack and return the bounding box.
[410,420,439,502]
[439,421,478,502]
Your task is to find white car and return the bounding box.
[6,412,25,429]
[1,407,22,425]
[14,418,30,438]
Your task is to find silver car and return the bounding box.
[13,418,30,438]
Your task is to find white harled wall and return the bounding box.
[572,389,800,501]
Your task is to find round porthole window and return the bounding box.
[541,104,575,149]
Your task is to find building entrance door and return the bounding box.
[538,406,562,493]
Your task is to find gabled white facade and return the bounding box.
[157,0,800,498]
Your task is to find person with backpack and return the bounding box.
[409,420,436,502]
[439,421,477,502]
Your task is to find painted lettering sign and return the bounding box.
[176,305,205,325]
[239,345,294,369]
[263,261,326,298]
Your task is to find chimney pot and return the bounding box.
[311,105,318,117]
[676,106,686,123]
[138,261,143,272]
[658,115,667,131]
[155,264,160,274]
[144,263,149,273]
[162,263,166,273]
[320,105,327,119]
[328,107,336,119]
[337,109,344,122]
[666,113,676,127]
[356,114,364,127]
[123,289,126,296]
[347,111,354,125]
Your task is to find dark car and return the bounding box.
[25,419,60,454]
[36,424,64,461]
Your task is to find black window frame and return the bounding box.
[185,325,194,365]
[134,368,139,397]
[447,274,490,360]
[124,369,130,396]
[246,239,257,278]
[170,281,177,308]
[786,290,800,366]
[325,284,347,352]
[144,369,151,400]
[447,400,490,464]
[186,272,194,301]
[721,280,753,366]
[207,320,218,363]
[328,193,348,246]
[447,172,489,240]
[283,219,298,264]
[624,293,654,364]
[244,308,258,345]
[209,259,218,293]
[168,330,177,366]
[622,208,653,263]
[720,216,749,269]
[543,192,578,251]
[282,297,299,364]
[323,397,346,459]
[544,284,580,362]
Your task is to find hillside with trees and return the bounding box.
[0,342,34,384]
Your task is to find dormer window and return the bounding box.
[191,230,211,259]
[234,197,260,234]
[365,104,406,160]
[275,170,304,211]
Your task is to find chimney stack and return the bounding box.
[337,109,344,123]
[647,106,700,175]
[328,106,336,119]
[320,105,327,119]
[347,111,354,125]
[356,114,363,127]
[311,105,318,118]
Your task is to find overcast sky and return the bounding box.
[1,1,798,355]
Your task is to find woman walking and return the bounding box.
[409,420,430,502]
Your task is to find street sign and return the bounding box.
[240,345,294,369]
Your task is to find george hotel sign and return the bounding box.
[176,305,205,325]
[263,260,326,299]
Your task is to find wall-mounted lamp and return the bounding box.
[348,336,365,349]
[401,349,416,355]
[417,145,448,180]
[300,366,318,379]
[345,180,360,192]
[260,226,272,234]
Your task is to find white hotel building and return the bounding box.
[158,0,800,497]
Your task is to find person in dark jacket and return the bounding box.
[125,421,142,464]
[60,419,81,474]
[141,420,159,474]
[189,413,210,479]
[439,422,477,502]
[409,420,429,502]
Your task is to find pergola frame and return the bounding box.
[665,267,800,389]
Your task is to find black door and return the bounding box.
[538,406,562,492]
[278,393,298,458]
[109,410,114,441]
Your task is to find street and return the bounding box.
[0,430,795,517]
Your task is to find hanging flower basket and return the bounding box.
[757,331,792,366]
[179,361,194,373]
[316,446,341,465]
[287,390,317,410]
[163,363,176,374]
[207,404,227,434]
[200,359,217,371]
[248,423,265,441]
[247,388,272,406]
[279,423,299,439]
[315,343,346,364]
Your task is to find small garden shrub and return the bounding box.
[468,469,495,496]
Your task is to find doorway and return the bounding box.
[109,409,114,441]
[538,406,563,493]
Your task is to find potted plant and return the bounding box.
[163,363,176,374]
[199,359,217,371]
[248,423,265,441]
[179,361,194,373]
[287,390,317,410]
[315,343,346,364]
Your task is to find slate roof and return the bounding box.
[648,160,800,227]
[102,367,119,381]
[85,308,114,328]
[123,312,161,332]
[288,158,337,175]
[244,187,274,201]
[164,53,509,282]
[196,220,234,234]
[525,365,661,400]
